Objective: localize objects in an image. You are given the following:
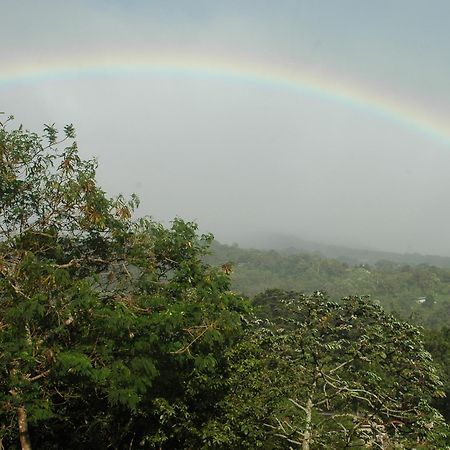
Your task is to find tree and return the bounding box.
[425,326,450,422]
[216,291,448,449]
[0,115,247,449]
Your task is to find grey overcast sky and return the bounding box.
[2,0,450,255]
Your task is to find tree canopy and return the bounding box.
[221,290,447,449]
[0,115,448,449]
[0,116,247,448]
[207,241,450,329]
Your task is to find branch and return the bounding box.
[52,257,109,269]
[27,370,51,382]
[288,398,309,415]
[328,358,354,375]
[170,323,215,355]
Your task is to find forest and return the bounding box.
[206,241,450,329]
[0,116,449,449]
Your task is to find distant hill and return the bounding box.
[207,240,450,329]
[235,233,450,268]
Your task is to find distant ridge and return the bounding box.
[234,233,450,268]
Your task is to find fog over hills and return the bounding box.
[3,1,450,260]
[233,232,450,268]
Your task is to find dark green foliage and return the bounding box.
[208,243,450,427]
[207,241,450,329]
[216,291,448,449]
[0,117,247,448]
[424,327,450,422]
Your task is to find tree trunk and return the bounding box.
[17,406,32,450]
[302,373,318,450]
[302,396,313,450]
[13,326,33,450]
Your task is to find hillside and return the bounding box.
[207,240,450,329]
[237,232,450,268]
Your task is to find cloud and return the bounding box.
[2,0,450,255]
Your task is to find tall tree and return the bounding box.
[216,290,448,449]
[0,116,247,449]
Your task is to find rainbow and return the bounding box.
[1,54,449,145]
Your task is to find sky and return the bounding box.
[2,0,450,255]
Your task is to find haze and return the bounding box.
[2,0,450,256]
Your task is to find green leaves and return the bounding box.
[57,352,93,376]
[217,291,448,449]
[0,117,247,449]
[63,124,76,139]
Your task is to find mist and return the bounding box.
[3,0,450,256]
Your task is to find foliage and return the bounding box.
[207,241,450,329]
[208,243,450,425]
[216,291,449,449]
[1,115,447,449]
[424,326,450,422]
[0,116,247,448]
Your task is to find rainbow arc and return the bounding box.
[1,55,448,145]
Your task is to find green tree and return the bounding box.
[0,116,247,449]
[425,326,450,422]
[217,291,448,449]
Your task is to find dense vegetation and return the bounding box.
[246,233,450,268]
[217,291,447,449]
[207,238,450,426]
[207,241,450,329]
[0,116,448,448]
